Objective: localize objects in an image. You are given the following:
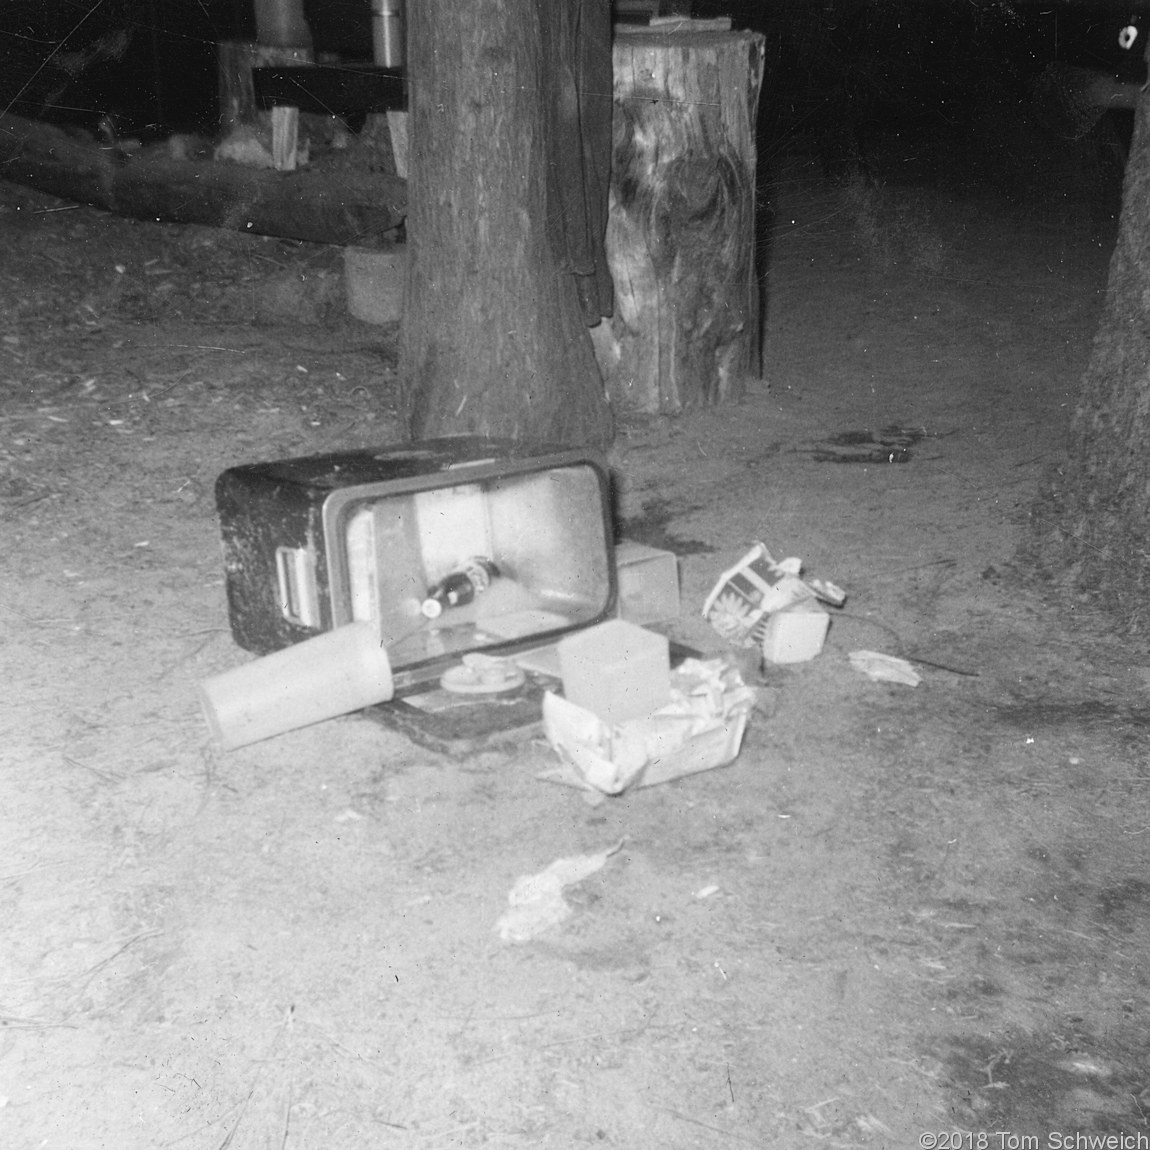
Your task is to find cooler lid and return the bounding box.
[226,437,573,493]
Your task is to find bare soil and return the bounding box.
[4,131,1150,1150]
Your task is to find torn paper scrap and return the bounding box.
[540,658,756,796]
[849,650,922,686]
[496,840,624,943]
[807,577,847,605]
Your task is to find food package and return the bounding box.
[702,542,845,649]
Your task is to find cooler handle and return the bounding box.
[275,545,320,628]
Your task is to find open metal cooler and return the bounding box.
[214,438,617,733]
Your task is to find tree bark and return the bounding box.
[1028,39,1150,633]
[399,0,615,450]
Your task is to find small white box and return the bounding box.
[761,600,830,664]
[614,540,680,624]
[344,244,405,325]
[558,619,670,727]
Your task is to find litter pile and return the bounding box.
[197,442,930,799]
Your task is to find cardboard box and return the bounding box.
[614,540,680,624]
[541,658,756,795]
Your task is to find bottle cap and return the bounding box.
[420,597,444,619]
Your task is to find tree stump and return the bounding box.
[593,26,766,414]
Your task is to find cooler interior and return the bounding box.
[326,461,612,672]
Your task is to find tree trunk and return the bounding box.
[399,0,615,450]
[1029,38,1150,633]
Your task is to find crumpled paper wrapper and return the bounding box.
[539,658,756,796]
[849,649,921,686]
[495,840,624,943]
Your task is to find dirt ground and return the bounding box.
[5,105,1150,1149]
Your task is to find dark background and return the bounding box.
[1,0,377,134]
[1,1,1147,156]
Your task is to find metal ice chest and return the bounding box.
[215,438,616,690]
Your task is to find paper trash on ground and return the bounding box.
[496,839,624,943]
[702,542,846,648]
[849,650,922,686]
[540,658,756,796]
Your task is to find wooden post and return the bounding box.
[270,105,299,170]
[593,26,766,414]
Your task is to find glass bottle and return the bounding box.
[420,557,500,619]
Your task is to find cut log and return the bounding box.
[593,27,766,414]
[0,113,406,245]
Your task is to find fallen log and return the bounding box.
[0,112,406,245]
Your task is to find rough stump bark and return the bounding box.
[399,0,615,450]
[592,27,766,414]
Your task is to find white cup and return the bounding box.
[199,621,394,750]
